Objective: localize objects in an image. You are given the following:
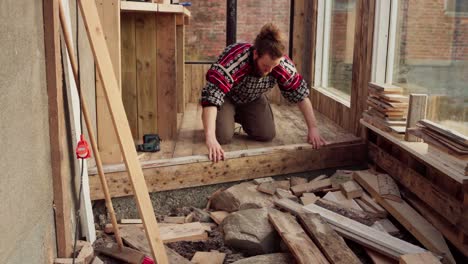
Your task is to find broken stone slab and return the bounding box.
[211,182,276,212]
[231,253,294,264]
[223,208,280,256]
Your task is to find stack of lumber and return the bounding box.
[408,119,467,175]
[363,83,409,136]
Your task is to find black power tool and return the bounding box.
[137,134,161,152]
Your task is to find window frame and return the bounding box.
[313,0,356,107]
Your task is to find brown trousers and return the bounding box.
[216,95,276,144]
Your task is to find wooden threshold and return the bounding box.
[88,141,366,200]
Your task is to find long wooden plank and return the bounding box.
[77,1,168,262]
[156,13,177,139]
[95,0,121,164]
[297,212,361,264]
[353,170,455,264]
[268,209,329,264]
[303,203,427,260]
[275,199,427,260]
[44,0,72,256]
[121,13,138,139]
[135,13,157,139]
[89,142,366,199]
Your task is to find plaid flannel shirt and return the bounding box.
[200,43,309,107]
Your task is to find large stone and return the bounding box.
[211,182,276,212]
[231,253,294,264]
[223,208,280,255]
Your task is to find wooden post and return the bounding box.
[95,0,122,164]
[44,0,73,257]
[176,15,185,113]
[405,94,428,142]
[77,1,168,262]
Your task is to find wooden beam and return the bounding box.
[268,209,329,264]
[89,143,366,200]
[298,212,361,264]
[350,0,376,135]
[95,0,121,164]
[77,0,168,262]
[156,13,177,139]
[44,0,72,257]
[176,23,185,113]
[120,1,158,13]
[405,94,428,142]
[354,170,455,264]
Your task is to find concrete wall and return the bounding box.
[0,1,56,263]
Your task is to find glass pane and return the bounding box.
[393,0,468,136]
[237,0,291,54]
[326,0,357,99]
[185,1,226,61]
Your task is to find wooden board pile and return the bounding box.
[363,83,409,137]
[204,171,454,264]
[93,170,458,264]
[408,119,468,175]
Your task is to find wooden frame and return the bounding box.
[304,0,376,134]
[88,142,366,200]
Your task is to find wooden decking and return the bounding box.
[88,104,366,200]
[132,103,361,161]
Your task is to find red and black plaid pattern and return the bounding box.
[201,43,309,107]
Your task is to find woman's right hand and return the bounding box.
[206,136,225,162]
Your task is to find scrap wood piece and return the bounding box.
[399,252,442,264]
[316,198,380,226]
[91,257,104,264]
[301,193,319,205]
[257,180,290,195]
[95,243,148,264]
[76,240,94,264]
[163,216,186,224]
[54,259,84,264]
[340,180,363,199]
[353,170,455,264]
[119,222,208,244]
[117,227,192,264]
[253,177,274,185]
[184,212,194,223]
[191,251,226,264]
[367,250,398,264]
[210,211,229,225]
[303,203,427,260]
[330,170,354,188]
[268,209,330,264]
[377,173,402,202]
[291,176,308,186]
[276,188,300,202]
[323,191,363,211]
[291,178,332,196]
[311,174,328,182]
[297,212,361,264]
[360,193,388,216]
[120,219,142,224]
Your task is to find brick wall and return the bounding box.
[400,0,468,62]
[185,0,291,61]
